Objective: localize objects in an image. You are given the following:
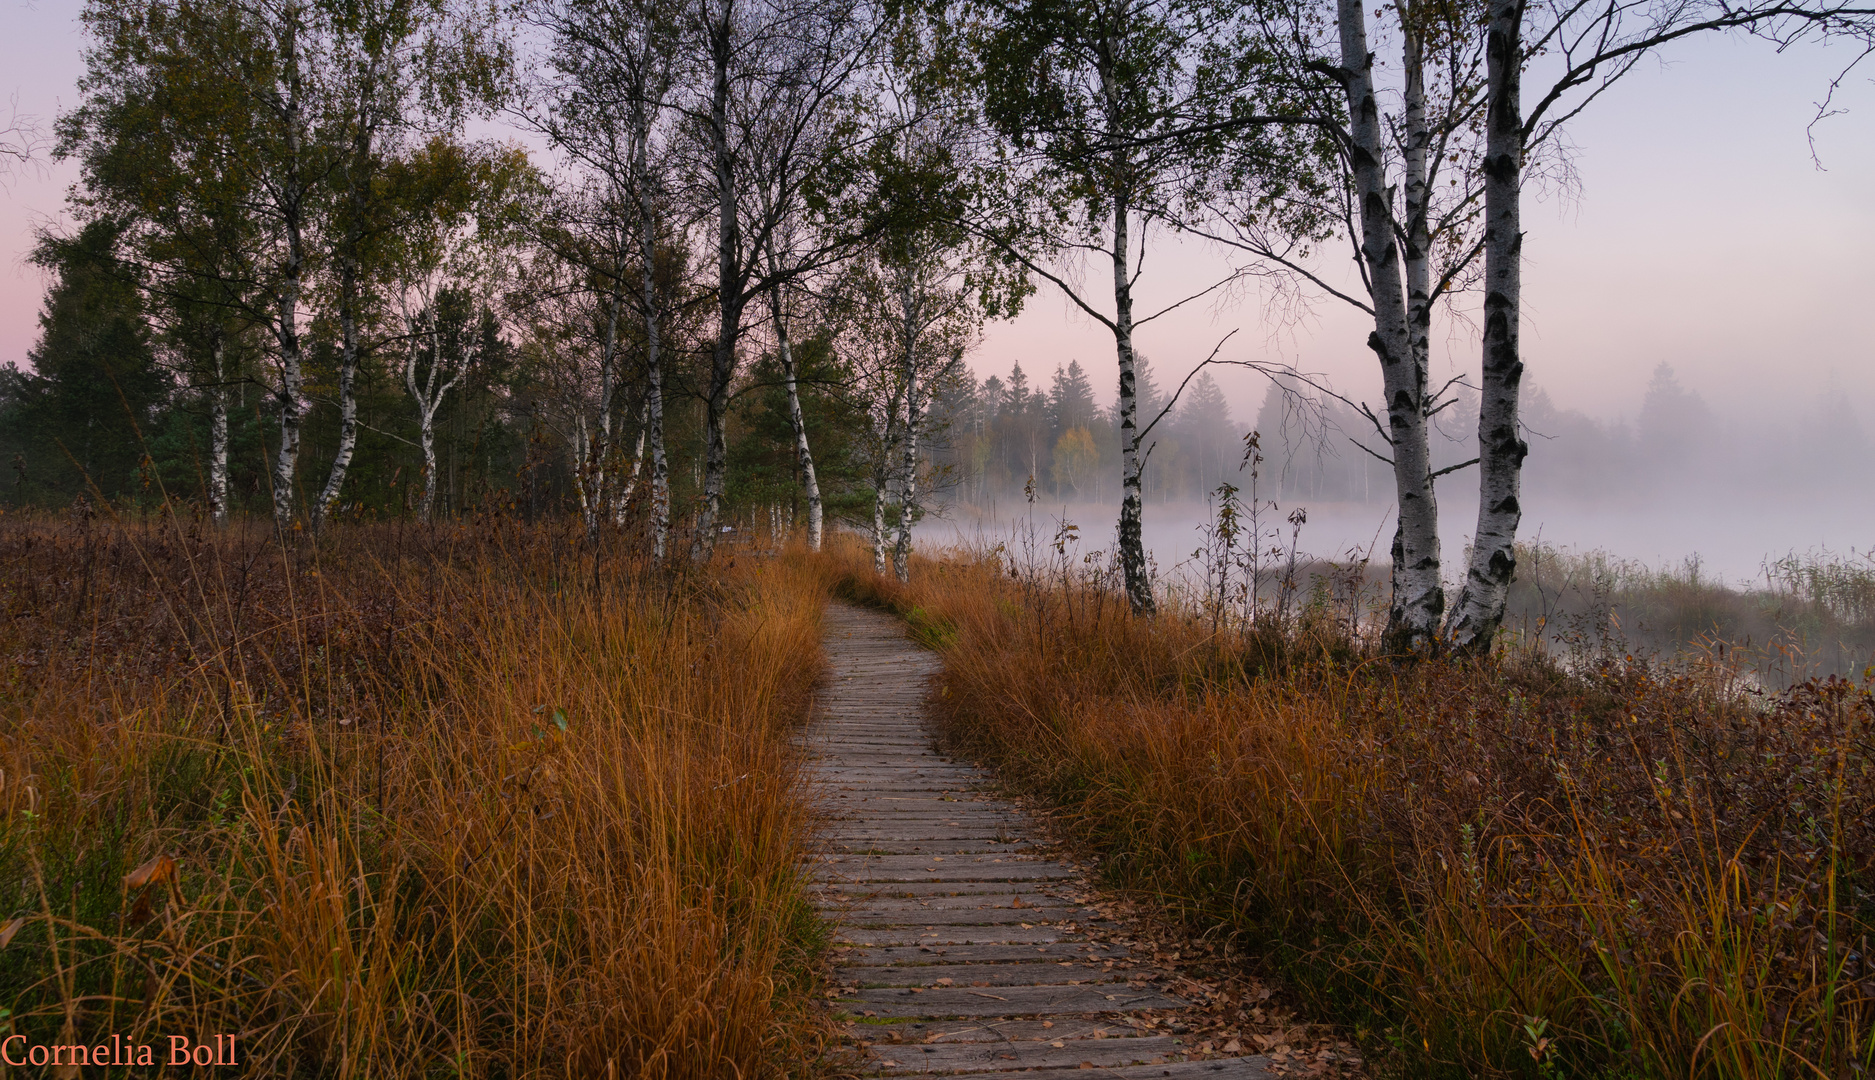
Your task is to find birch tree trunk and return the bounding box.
[268,17,307,532]
[314,86,377,532]
[1336,0,1444,651]
[314,263,361,528]
[1447,0,1527,651]
[1110,188,1154,616]
[613,417,647,525]
[209,337,229,524]
[764,242,823,551]
[628,95,672,561]
[584,278,624,544]
[645,266,671,559]
[872,482,889,574]
[1401,12,1435,383]
[692,17,739,562]
[419,401,439,523]
[270,224,307,531]
[405,314,466,525]
[870,371,906,575]
[892,340,922,583]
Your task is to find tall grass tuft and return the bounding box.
[0,511,833,1077]
[816,536,1875,1079]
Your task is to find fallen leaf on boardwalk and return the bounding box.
[1050,1040,1065,1048]
[1041,1020,1054,1028]
[933,977,954,986]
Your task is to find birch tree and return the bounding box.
[1441,0,1875,650]
[926,0,1322,614]
[1195,0,1869,651]
[674,0,877,560]
[527,0,683,550]
[310,0,501,529]
[386,140,525,521]
[65,0,506,530]
[66,0,322,529]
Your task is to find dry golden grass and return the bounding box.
[0,512,835,1077]
[813,537,1875,1080]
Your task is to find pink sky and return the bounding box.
[5,4,1871,432]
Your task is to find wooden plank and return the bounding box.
[823,893,1081,913]
[833,984,1183,1018]
[869,1034,1185,1074]
[816,881,1078,899]
[824,841,1038,856]
[900,1056,1277,1079]
[829,943,1130,964]
[832,926,1076,946]
[914,1019,1144,1043]
[825,825,1031,840]
[835,962,1132,988]
[826,906,1091,927]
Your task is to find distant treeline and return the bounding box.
[918,358,1870,510]
[0,223,891,527]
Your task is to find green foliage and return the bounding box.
[0,221,169,505]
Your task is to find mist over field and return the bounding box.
[919,358,1871,584]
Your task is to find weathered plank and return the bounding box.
[836,962,1134,988]
[915,1058,1277,1080]
[830,943,1130,964]
[806,605,1273,1077]
[834,984,1184,1018]
[832,926,1081,947]
[868,1034,1185,1074]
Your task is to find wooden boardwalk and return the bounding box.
[806,604,1274,1079]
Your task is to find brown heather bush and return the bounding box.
[816,538,1875,1079]
[0,510,835,1077]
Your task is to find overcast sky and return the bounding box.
[3,2,1870,571]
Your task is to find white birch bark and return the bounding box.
[763,238,824,551]
[405,312,466,524]
[1110,189,1153,615]
[1401,13,1435,385]
[869,367,907,575]
[313,72,379,532]
[1447,0,1527,650]
[692,15,739,562]
[313,266,361,527]
[266,13,311,531]
[1336,0,1444,650]
[613,412,647,525]
[635,127,672,561]
[209,337,229,524]
[892,300,923,582]
[583,274,625,543]
[872,481,889,574]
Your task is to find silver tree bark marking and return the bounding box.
[1447,0,1527,650]
[1336,0,1443,650]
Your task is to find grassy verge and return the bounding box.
[0,513,834,1077]
[814,538,1874,1079]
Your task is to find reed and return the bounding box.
[0,511,834,1077]
[815,536,1875,1078]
